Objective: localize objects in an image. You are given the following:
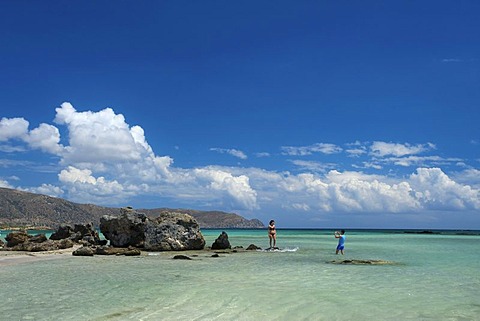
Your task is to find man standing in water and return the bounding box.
[334,230,346,255]
[268,220,277,249]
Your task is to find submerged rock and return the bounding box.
[246,244,261,251]
[95,245,141,256]
[329,259,397,265]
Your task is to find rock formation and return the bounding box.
[100,207,205,251]
[4,230,75,251]
[100,208,147,247]
[211,231,231,250]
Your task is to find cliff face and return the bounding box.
[0,188,265,229]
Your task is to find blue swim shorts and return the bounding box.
[336,244,344,250]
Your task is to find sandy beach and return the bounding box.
[0,245,81,267]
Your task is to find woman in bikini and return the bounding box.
[268,220,277,249]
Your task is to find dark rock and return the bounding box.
[246,244,261,251]
[211,231,231,250]
[95,246,141,256]
[5,231,29,247]
[173,255,192,260]
[329,259,397,265]
[143,212,205,251]
[50,224,74,240]
[57,238,75,249]
[50,222,102,245]
[100,207,147,248]
[72,246,95,256]
[29,233,47,243]
[211,253,220,258]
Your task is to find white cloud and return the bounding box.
[289,159,336,172]
[0,117,63,154]
[255,152,270,158]
[23,184,64,198]
[0,117,29,141]
[55,102,148,164]
[442,58,462,63]
[370,141,435,157]
[3,102,480,223]
[452,169,480,188]
[410,168,480,210]
[0,179,14,188]
[193,167,258,210]
[58,166,130,204]
[281,143,342,156]
[25,123,63,155]
[210,148,247,160]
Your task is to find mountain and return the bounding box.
[0,187,265,229]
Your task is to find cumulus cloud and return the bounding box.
[23,184,64,198]
[193,168,258,209]
[55,102,148,164]
[0,117,29,141]
[3,102,480,223]
[210,148,247,160]
[410,168,480,210]
[370,141,435,157]
[0,117,63,154]
[281,143,342,156]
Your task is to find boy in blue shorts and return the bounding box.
[334,230,346,255]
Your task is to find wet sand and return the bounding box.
[0,245,81,266]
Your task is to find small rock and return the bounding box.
[73,246,95,256]
[246,244,261,251]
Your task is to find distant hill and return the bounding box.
[0,187,265,229]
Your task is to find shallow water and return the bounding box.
[1,229,479,320]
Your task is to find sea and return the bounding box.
[0,228,479,321]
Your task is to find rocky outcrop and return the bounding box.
[50,223,104,245]
[99,207,205,251]
[211,231,231,250]
[99,207,147,247]
[144,212,205,251]
[4,231,75,251]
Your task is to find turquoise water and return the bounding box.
[1,229,480,320]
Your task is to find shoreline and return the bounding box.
[0,245,82,267]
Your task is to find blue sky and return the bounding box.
[1,1,479,228]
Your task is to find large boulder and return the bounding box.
[144,212,205,251]
[5,231,30,247]
[100,207,147,247]
[211,231,231,250]
[99,208,205,251]
[50,224,74,240]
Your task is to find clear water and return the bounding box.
[1,229,479,320]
